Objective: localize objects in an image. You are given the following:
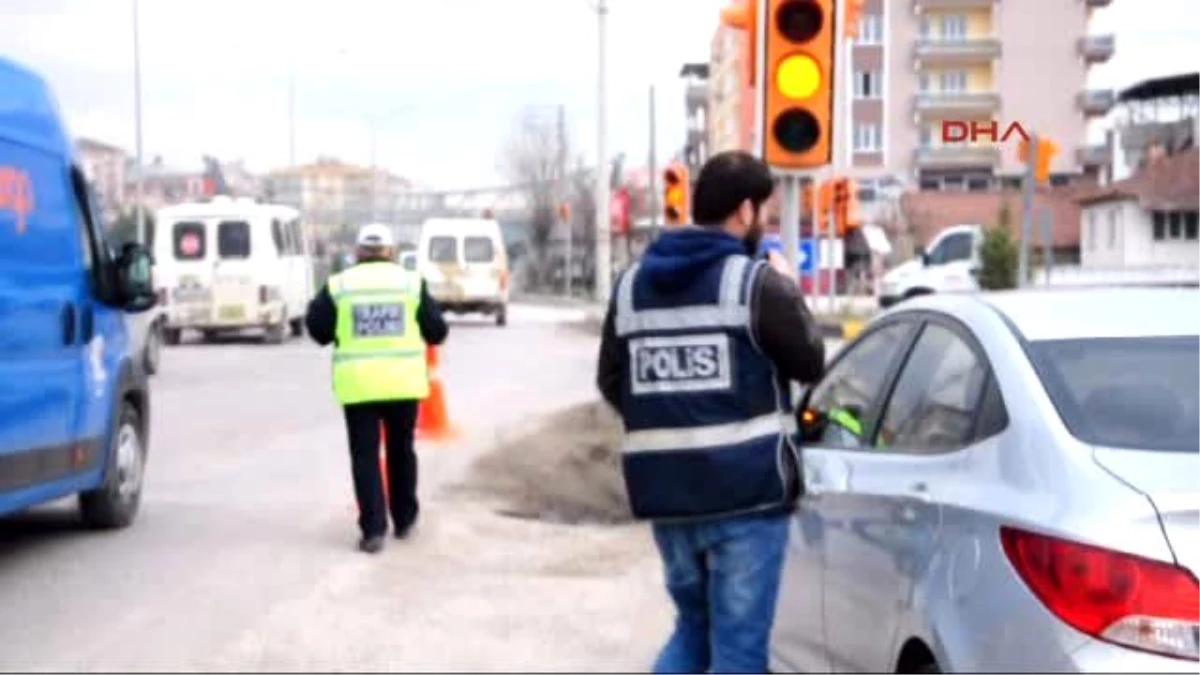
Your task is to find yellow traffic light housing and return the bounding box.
[1018,137,1060,185]
[720,0,760,88]
[830,177,859,236]
[663,164,690,226]
[763,0,836,169]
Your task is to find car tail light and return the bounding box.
[1001,526,1199,660]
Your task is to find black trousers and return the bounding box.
[343,400,420,538]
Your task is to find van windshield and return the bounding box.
[464,236,495,263]
[217,220,251,259]
[429,236,458,264]
[173,221,206,260]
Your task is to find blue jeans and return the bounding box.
[651,512,790,674]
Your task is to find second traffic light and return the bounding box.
[663,163,690,226]
[764,0,836,170]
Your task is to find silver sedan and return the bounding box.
[772,287,1198,673]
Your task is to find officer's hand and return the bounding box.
[768,251,797,281]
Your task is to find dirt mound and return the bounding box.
[459,401,632,525]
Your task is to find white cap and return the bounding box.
[356,223,395,248]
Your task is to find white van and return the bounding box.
[154,197,314,344]
[878,224,983,308]
[418,217,510,326]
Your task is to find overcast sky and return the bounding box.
[2,0,1196,190]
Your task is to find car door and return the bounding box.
[0,145,82,509]
[928,231,978,293]
[821,318,992,673]
[770,320,920,674]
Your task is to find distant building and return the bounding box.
[265,157,411,239]
[76,137,128,220]
[124,156,207,213]
[1100,72,1199,185]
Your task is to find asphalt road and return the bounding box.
[0,305,843,672]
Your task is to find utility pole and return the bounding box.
[593,0,612,303]
[132,0,146,245]
[1018,133,1039,288]
[557,104,571,297]
[648,85,658,237]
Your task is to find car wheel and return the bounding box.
[495,304,508,327]
[79,401,146,529]
[143,322,162,375]
[289,317,305,338]
[163,327,182,346]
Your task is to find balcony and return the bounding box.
[686,84,708,111]
[1078,35,1115,64]
[912,0,996,10]
[913,145,1002,169]
[913,38,1002,64]
[913,91,1001,117]
[1078,89,1116,116]
[1076,144,1110,167]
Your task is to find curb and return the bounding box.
[816,318,866,341]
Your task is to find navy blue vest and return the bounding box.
[615,253,800,521]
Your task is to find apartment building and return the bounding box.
[849,0,1114,199]
[266,158,410,236]
[708,10,754,155]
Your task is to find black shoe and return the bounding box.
[358,535,386,553]
[394,522,417,540]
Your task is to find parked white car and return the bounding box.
[879,224,983,308]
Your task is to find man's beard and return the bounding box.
[743,224,764,257]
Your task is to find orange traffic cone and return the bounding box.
[416,345,459,442]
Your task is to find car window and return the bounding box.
[1029,336,1198,453]
[928,232,973,264]
[876,323,987,453]
[806,322,914,449]
[428,236,458,264]
[173,221,206,260]
[217,220,251,259]
[271,219,285,255]
[464,236,495,263]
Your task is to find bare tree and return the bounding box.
[570,155,597,292]
[499,107,564,290]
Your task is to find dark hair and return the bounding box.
[691,150,775,226]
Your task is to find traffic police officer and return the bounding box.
[596,151,826,672]
[306,223,448,553]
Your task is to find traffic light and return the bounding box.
[843,0,865,38]
[1018,137,1060,185]
[763,0,837,169]
[719,0,760,88]
[663,163,690,226]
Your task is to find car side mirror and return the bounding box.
[117,243,157,312]
[920,251,931,267]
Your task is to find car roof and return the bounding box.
[896,288,1199,341]
[158,198,298,220]
[0,57,73,159]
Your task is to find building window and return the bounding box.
[918,72,931,93]
[939,70,968,92]
[854,70,883,99]
[919,125,934,147]
[856,179,878,202]
[1153,211,1167,240]
[1186,212,1199,240]
[854,124,881,152]
[1152,210,1199,241]
[858,14,883,44]
[942,15,968,40]
[967,177,990,191]
[918,16,932,38]
[1169,211,1183,239]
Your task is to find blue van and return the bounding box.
[0,57,157,528]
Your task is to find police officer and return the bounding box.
[596,151,826,673]
[306,223,448,554]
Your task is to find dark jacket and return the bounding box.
[596,229,825,411]
[305,262,449,348]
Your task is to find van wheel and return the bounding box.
[80,401,145,530]
[163,327,182,346]
[495,305,508,327]
[289,317,305,338]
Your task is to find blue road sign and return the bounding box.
[757,235,819,277]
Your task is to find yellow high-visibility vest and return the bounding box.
[329,262,429,404]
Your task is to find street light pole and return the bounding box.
[132,0,146,245]
[593,0,612,303]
